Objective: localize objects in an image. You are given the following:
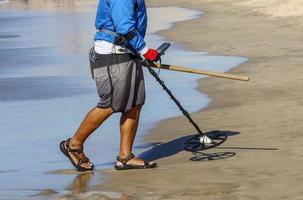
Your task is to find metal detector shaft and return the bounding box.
[140,43,206,136]
[139,43,230,151]
[144,61,205,135]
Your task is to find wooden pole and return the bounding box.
[144,62,250,82]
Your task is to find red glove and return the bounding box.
[143,49,159,62]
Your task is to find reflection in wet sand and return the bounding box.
[54,192,131,200]
[67,172,93,193]
[57,172,132,200]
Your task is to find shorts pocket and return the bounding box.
[94,68,111,100]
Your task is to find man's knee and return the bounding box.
[121,105,142,117]
[130,105,142,113]
[95,106,114,115]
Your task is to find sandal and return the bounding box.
[114,153,157,170]
[59,138,94,172]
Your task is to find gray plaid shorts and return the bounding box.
[89,48,145,113]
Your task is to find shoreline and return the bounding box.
[95,0,303,199]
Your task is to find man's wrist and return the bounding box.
[139,46,149,55]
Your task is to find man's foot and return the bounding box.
[59,138,94,171]
[115,153,157,170]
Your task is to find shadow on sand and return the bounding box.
[138,130,278,161]
[138,130,240,161]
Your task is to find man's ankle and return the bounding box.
[119,152,132,159]
[70,137,83,148]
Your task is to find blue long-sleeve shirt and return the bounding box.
[94,0,147,53]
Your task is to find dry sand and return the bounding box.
[64,0,303,199]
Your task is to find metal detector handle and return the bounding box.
[157,43,171,56]
[140,43,171,64]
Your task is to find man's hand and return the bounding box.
[143,49,160,62]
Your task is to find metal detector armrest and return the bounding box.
[157,43,171,56]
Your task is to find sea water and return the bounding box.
[0,2,247,199]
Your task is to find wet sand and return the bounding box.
[92,0,303,199]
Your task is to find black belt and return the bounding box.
[98,28,137,47]
[94,53,137,69]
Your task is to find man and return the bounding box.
[60,0,159,171]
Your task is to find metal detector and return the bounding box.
[142,43,228,153]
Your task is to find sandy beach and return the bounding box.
[1,0,303,199]
[93,0,303,199]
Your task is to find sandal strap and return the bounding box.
[78,157,90,165]
[65,138,88,163]
[69,147,84,153]
[116,153,135,164]
[143,160,149,166]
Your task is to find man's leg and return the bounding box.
[71,107,113,145]
[68,107,113,168]
[118,105,145,165]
